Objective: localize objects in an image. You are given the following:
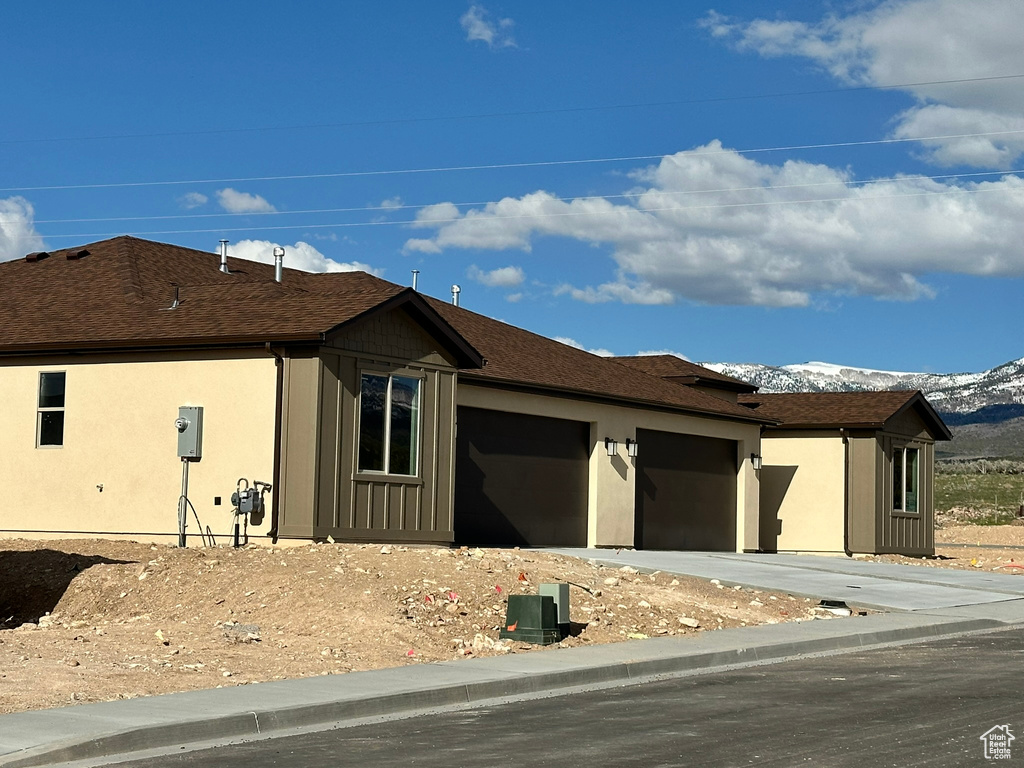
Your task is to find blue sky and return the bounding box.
[3,1,1023,374]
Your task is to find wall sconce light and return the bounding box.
[751,453,763,470]
[626,438,639,458]
[605,437,618,457]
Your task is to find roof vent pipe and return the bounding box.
[451,284,461,306]
[219,240,230,274]
[411,269,420,291]
[273,246,285,283]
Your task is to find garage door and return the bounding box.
[454,407,590,547]
[635,429,737,551]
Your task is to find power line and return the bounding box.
[37,182,1024,241]
[3,73,1023,147]
[6,128,1024,194]
[14,166,1024,227]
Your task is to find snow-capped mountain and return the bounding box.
[702,357,1024,415]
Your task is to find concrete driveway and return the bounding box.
[551,549,1024,612]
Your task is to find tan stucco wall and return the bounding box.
[760,435,846,554]
[457,383,762,551]
[0,352,277,544]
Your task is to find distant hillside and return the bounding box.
[702,357,1024,459]
[939,417,1024,460]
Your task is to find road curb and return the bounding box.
[0,614,1004,768]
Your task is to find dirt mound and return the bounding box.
[0,538,825,714]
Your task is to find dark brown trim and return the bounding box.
[458,375,779,426]
[266,343,285,543]
[763,421,890,431]
[0,335,322,357]
[662,374,758,393]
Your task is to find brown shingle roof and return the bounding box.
[612,355,757,392]
[0,236,480,357]
[0,236,771,424]
[738,391,952,439]
[427,300,769,422]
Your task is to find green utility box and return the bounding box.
[500,594,561,645]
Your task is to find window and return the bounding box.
[37,371,66,447]
[357,373,421,476]
[893,445,919,513]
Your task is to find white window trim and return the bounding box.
[36,370,66,449]
[356,372,422,478]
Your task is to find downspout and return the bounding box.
[266,342,285,543]
[756,425,766,553]
[841,428,851,556]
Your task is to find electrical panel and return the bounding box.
[175,406,203,459]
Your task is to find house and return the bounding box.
[613,355,951,557]
[0,237,770,552]
[738,391,952,556]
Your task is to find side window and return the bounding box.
[904,447,919,514]
[893,445,920,513]
[357,373,421,476]
[37,371,66,447]
[892,446,904,511]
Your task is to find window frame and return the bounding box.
[892,443,921,516]
[36,370,67,449]
[355,370,424,478]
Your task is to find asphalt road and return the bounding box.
[116,629,1024,768]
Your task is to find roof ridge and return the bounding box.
[117,237,146,304]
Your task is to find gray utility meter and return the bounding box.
[176,406,203,460]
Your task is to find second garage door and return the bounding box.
[454,407,590,547]
[635,429,737,551]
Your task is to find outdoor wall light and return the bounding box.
[626,438,639,458]
[605,437,618,457]
[751,453,763,470]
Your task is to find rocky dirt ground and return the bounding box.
[0,539,833,715]
[877,520,1024,572]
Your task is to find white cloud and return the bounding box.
[553,336,614,358]
[555,280,674,306]
[704,0,1024,167]
[637,349,691,361]
[405,140,1024,306]
[460,4,516,49]
[467,264,525,287]
[177,192,208,209]
[217,188,276,213]
[378,196,403,210]
[0,197,44,262]
[505,292,523,303]
[228,239,380,275]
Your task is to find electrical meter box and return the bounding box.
[176,406,203,460]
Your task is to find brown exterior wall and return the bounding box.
[847,406,936,556]
[875,434,934,556]
[846,433,878,554]
[276,308,458,544]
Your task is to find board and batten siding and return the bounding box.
[846,407,935,557]
[276,307,458,543]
